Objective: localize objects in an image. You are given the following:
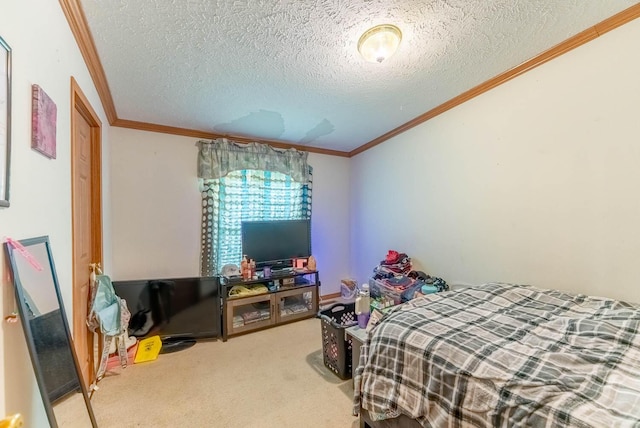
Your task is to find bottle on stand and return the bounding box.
[249,258,256,279]
[241,255,249,280]
[355,283,370,329]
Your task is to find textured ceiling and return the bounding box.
[79,0,637,152]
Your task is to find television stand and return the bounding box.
[221,270,319,340]
[159,337,197,354]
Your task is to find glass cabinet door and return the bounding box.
[226,293,275,336]
[276,286,317,324]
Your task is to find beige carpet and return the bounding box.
[56,318,359,427]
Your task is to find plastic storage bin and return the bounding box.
[369,277,403,305]
[319,302,357,380]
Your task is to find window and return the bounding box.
[200,168,312,276]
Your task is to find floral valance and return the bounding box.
[196,138,309,183]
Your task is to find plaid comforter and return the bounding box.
[354,283,640,427]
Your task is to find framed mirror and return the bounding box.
[4,236,98,427]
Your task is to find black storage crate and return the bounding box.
[319,302,357,380]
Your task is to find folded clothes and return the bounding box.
[374,264,412,278]
[379,250,411,268]
[384,276,413,288]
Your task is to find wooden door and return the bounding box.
[71,77,102,388]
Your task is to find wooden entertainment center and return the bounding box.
[220,270,319,340]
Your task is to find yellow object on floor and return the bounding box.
[0,414,23,428]
[134,335,162,363]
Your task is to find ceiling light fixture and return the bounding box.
[357,24,402,64]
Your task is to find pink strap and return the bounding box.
[4,237,43,271]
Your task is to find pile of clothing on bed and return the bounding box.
[370,250,449,304]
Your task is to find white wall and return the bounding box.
[0,0,110,422]
[110,129,201,279]
[306,152,351,296]
[110,127,351,295]
[350,18,640,304]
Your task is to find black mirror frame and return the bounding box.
[4,236,97,428]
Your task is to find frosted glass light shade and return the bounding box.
[358,24,402,63]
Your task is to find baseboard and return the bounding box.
[320,292,341,301]
[319,292,341,308]
[319,292,356,310]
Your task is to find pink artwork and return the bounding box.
[32,84,57,159]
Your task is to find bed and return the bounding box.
[354,282,640,427]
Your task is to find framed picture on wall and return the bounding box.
[0,35,11,207]
[32,84,57,159]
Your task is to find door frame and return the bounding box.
[70,76,103,383]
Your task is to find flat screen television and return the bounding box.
[241,219,311,269]
[112,276,220,350]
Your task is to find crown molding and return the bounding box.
[112,119,350,157]
[349,3,640,157]
[59,0,117,124]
